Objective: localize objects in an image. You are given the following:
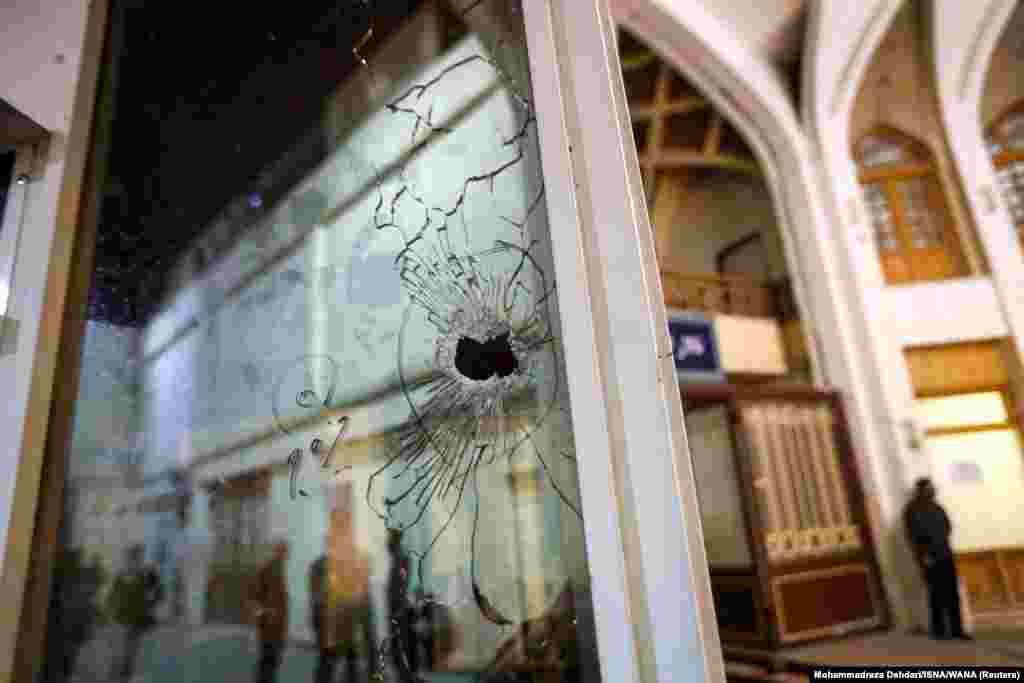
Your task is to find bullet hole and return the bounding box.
[454,332,518,381]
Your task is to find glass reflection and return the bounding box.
[45,2,603,682]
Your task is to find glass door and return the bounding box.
[20,2,718,682]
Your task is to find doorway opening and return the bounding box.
[616,27,890,659]
[906,340,1024,631]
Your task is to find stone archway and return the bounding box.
[611,0,918,630]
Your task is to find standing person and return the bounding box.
[904,477,971,641]
[171,474,191,620]
[386,529,419,675]
[107,545,164,681]
[309,509,376,683]
[42,549,105,682]
[246,540,290,683]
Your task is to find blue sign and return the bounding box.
[667,313,724,383]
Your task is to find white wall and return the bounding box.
[928,429,1024,552]
[702,0,805,64]
[713,314,788,375]
[657,172,784,280]
[883,277,1008,347]
[0,0,95,133]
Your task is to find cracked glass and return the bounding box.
[40,2,606,682]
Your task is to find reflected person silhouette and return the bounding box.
[386,529,419,675]
[43,549,106,683]
[246,539,290,683]
[309,509,376,682]
[171,477,191,620]
[490,581,584,683]
[107,545,163,681]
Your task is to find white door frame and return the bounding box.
[525,1,723,680]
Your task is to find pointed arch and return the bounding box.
[615,0,948,633]
[854,124,932,169]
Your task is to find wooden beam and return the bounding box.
[641,63,673,198]
[651,170,688,265]
[620,52,657,71]
[704,112,724,157]
[680,382,837,403]
[640,150,761,176]
[629,96,707,122]
[0,100,48,151]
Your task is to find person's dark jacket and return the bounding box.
[904,498,953,563]
[107,565,164,629]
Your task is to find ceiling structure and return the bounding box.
[706,0,807,66]
[1,98,48,152]
[618,28,762,195]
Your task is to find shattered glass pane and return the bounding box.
[43,2,605,682]
[996,159,1024,230]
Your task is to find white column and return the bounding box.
[805,0,939,629]
[931,1,1024,368]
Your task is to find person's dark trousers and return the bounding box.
[390,615,418,674]
[926,555,966,639]
[256,641,284,683]
[174,570,186,619]
[120,626,145,680]
[40,640,83,683]
[314,647,358,683]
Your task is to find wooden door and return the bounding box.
[205,472,271,624]
[683,384,890,647]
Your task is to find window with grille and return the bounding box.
[853,128,967,284]
[986,104,1024,244]
[862,182,898,251]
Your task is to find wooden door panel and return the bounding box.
[956,552,1012,612]
[772,563,882,643]
[911,247,961,281]
[879,253,912,284]
[681,383,890,648]
[1000,549,1024,604]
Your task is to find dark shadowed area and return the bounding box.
[91,0,419,325]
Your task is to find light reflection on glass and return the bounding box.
[43,2,604,682]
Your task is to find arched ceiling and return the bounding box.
[702,0,807,66]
